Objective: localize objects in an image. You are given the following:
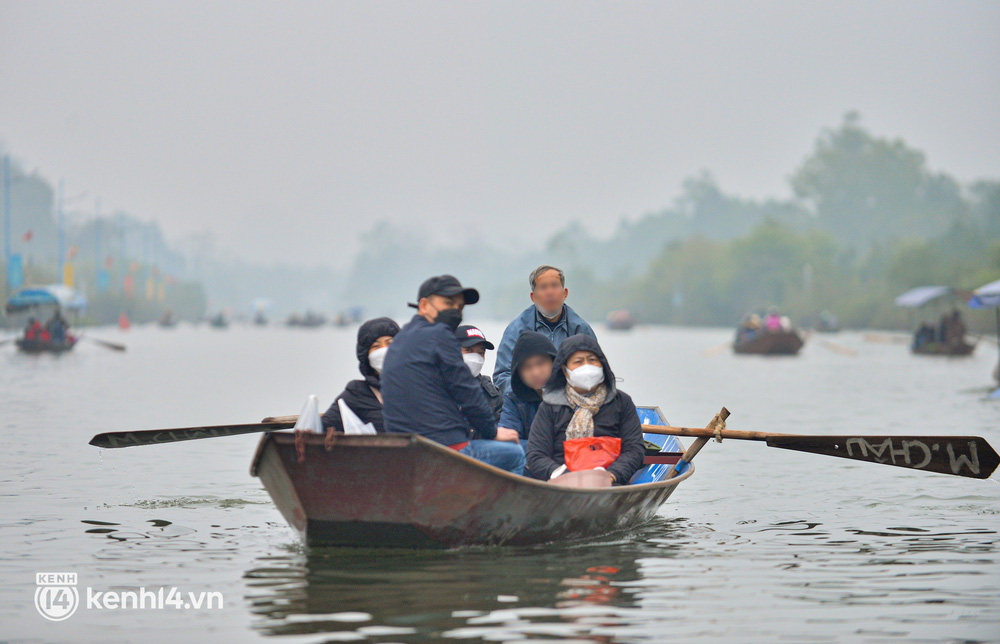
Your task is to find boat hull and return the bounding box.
[15,336,77,354]
[734,330,804,355]
[911,340,975,356]
[251,432,693,549]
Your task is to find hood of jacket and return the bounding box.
[542,333,617,407]
[510,331,557,403]
[356,317,400,387]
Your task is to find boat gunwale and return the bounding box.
[250,431,695,493]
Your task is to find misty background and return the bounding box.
[1,1,998,327]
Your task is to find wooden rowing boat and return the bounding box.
[733,330,804,355]
[250,406,692,549]
[15,335,78,354]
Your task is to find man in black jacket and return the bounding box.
[381,275,525,475]
[321,317,399,434]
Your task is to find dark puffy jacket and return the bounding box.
[381,315,497,445]
[525,334,645,484]
[498,331,556,441]
[322,317,399,432]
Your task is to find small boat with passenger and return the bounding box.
[250,406,691,549]
[4,284,86,354]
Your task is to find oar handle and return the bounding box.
[663,407,730,479]
[643,421,778,442]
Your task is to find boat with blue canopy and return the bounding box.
[967,278,1000,387]
[4,285,85,353]
[895,285,975,356]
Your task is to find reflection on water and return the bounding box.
[241,511,1000,642]
[245,518,687,640]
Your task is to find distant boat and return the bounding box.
[286,311,326,328]
[253,312,269,327]
[4,285,85,354]
[816,310,840,333]
[895,286,974,357]
[158,311,178,328]
[209,313,229,329]
[606,309,635,331]
[734,330,804,355]
[16,335,78,354]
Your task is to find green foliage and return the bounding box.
[791,112,965,248]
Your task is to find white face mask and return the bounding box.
[565,363,604,391]
[463,352,485,377]
[368,346,389,373]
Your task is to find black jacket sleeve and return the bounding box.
[607,393,645,484]
[526,402,561,480]
[479,376,504,423]
[436,330,497,439]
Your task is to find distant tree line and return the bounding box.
[341,113,999,331]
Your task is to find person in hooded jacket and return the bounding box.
[526,334,645,485]
[498,331,556,449]
[322,317,399,434]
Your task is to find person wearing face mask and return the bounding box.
[525,334,645,485]
[498,331,557,453]
[381,275,526,475]
[321,317,399,435]
[454,325,504,424]
[492,265,597,395]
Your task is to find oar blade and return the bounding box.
[766,435,999,479]
[88,337,127,351]
[89,421,295,449]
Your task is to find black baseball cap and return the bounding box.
[455,325,495,350]
[407,275,480,308]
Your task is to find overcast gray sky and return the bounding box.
[1,1,998,267]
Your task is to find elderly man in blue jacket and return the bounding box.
[381,275,525,475]
[493,265,597,393]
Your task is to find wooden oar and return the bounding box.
[643,423,998,480]
[863,332,910,345]
[701,341,731,357]
[817,338,858,357]
[89,419,296,448]
[82,336,127,352]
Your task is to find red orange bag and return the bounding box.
[563,437,621,472]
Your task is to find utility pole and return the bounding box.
[95,198,102,290]
[118,213,126,294]
[57,178,66,285]
[3,155,11,304]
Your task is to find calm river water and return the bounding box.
[1,322,998,643]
